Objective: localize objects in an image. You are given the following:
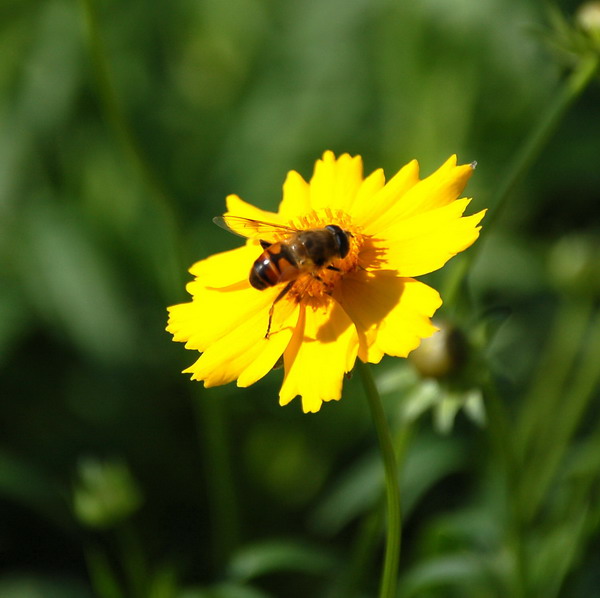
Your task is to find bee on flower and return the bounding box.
[167,151,485,413]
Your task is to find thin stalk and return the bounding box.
[84,544,126,598]
[333,422,412,598]
[484,53,598,234]
[116,524,148,598]
[443,52,599,305]
[356,361,401,598]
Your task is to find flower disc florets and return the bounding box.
[167,151,485,413]
[282,209,365,307]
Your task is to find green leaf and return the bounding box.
[309,451,382,535]
[0,574,92,598]
[227,539,337,582]
[399,554,497,598]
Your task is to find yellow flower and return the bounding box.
[167,151,485,413]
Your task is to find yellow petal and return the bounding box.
[167,285,280,353]
[237,300,300,387]
[378,201,486,277]
[361,156,474,235]
[334,269,401,361]
[351,168,386,218]
[351,160,419,230]
[358,328,385,364]
[279,300,358,413]
[277,170,311,220]
[308,151,365,213]
[184,297,299,387]
[225,194,282,225]
[373,279,441,358]
[336,271,440,360]
[188,244,258,288]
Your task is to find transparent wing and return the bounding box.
[212,215,298,242]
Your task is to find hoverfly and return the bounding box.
[213,215,352,337]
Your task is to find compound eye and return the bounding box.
[325,225,350,259]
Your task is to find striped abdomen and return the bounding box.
[249,243,299,290]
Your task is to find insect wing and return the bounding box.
[213,215,297,243]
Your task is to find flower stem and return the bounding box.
[443,52,599,305]
[484,52,599,233]
[356,361,401,598]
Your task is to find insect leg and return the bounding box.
[266,281,294,339]
[260,240,272,249]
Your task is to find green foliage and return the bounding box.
[1,0,599,597]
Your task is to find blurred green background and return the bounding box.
[1,0,599,596]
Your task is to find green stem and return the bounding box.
[116,524,148,598]
[444,52,599,305]
[84,544,126,598]
[485,54,598,232]
[334,422,412,598]
[356,361,401,598]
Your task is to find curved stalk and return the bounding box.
[356,361,401,598]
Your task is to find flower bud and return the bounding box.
[73,458,142,529]
[576,2,600,44]
[409,321,468,379]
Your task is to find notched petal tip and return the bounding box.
[302,398,323,413]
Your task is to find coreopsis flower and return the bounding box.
[167,151,485,413]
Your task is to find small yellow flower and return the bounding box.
[167,151,485,413]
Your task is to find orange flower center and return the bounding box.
[283,209,365,308]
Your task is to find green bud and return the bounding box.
[73,458,142,529]
[576,2,600,45]
[409,321,468,380]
